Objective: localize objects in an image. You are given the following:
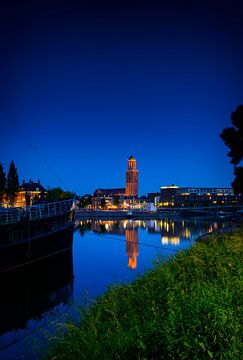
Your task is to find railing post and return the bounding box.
[28,207,31,220]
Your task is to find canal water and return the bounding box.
[0,217,232,359]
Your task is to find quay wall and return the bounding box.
[75,206,243,220]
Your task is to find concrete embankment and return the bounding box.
[75,208,241,220]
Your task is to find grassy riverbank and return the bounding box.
[46,226,243,359]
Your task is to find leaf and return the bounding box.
[207,350,213,358]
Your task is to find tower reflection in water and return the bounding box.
[125,221,139,270]
[77,219,227,272]
[81,220,140,270]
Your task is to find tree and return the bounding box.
[220,105,243,195]
[78,195,92,208]
[113,196,120,208]
[6,160,19,204]
[46,187,74,201]
[0,162,6,203]
[100,197,106,209]
[231,167,243,195]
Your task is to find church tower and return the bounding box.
[126,155,138,197]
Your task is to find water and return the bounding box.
[0,217,232,359]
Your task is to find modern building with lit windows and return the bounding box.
[159,185,237,206]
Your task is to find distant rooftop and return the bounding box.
[20,180,46,192]
[94,188,125,197]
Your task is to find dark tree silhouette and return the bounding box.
[232,167,243,195]
[220,105,243,194]
[100,197,106,209]
[46,187,74,201]
[78,195,92,208]
[6,160,19,204]
[113,197,120,207]
[0,162,6,202]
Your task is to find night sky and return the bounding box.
[1,0,243,196]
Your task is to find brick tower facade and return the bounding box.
[126,155,138,197]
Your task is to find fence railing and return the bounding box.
[0,199,74,225]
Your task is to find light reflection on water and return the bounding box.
[0,218,232,359]
[72,218,229,302]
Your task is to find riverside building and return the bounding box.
[92,156,139,209]
[159,185,237,207]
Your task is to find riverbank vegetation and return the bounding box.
[46,226,243,359]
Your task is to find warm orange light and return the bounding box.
[128,256,137,269]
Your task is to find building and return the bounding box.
[159,185,179,206]
[145,203,157,212]
[147,192,160,203]
[92,188,125,209]
[93,188,125,197]
[91,156,139,209]
[159,185,237,206]
[14,180,46,207]
[126,155,138,197]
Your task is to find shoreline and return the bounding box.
[75,208,242,221]
[46,224,243,359]
[196,218,243,242]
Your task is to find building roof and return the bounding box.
[94,188,126,197]
[20,180,46,192]
[129,155,135,160]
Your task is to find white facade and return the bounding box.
[145,203,157,212]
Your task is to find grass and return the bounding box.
[46,226,243,359]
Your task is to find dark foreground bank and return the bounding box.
[45,225,243,360]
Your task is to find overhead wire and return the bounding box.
[0,104,195,259]
[26,214,187,253]
[0,104,69,190]
[75,228,187,253]
[2,211,186,255]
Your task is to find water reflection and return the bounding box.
[161,236,180,246]
[0,218,232,359]
[76,218,228,270]
[0,232,74,353]
[125,222,139,270]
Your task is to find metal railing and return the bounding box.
[0,199,74,225]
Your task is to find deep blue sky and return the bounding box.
[1,0,243,195]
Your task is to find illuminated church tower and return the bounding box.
[126,155,138,197]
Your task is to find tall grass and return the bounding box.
[46,227,243,359]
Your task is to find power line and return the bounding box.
[0,104,69,190]
[78,230,185,253]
